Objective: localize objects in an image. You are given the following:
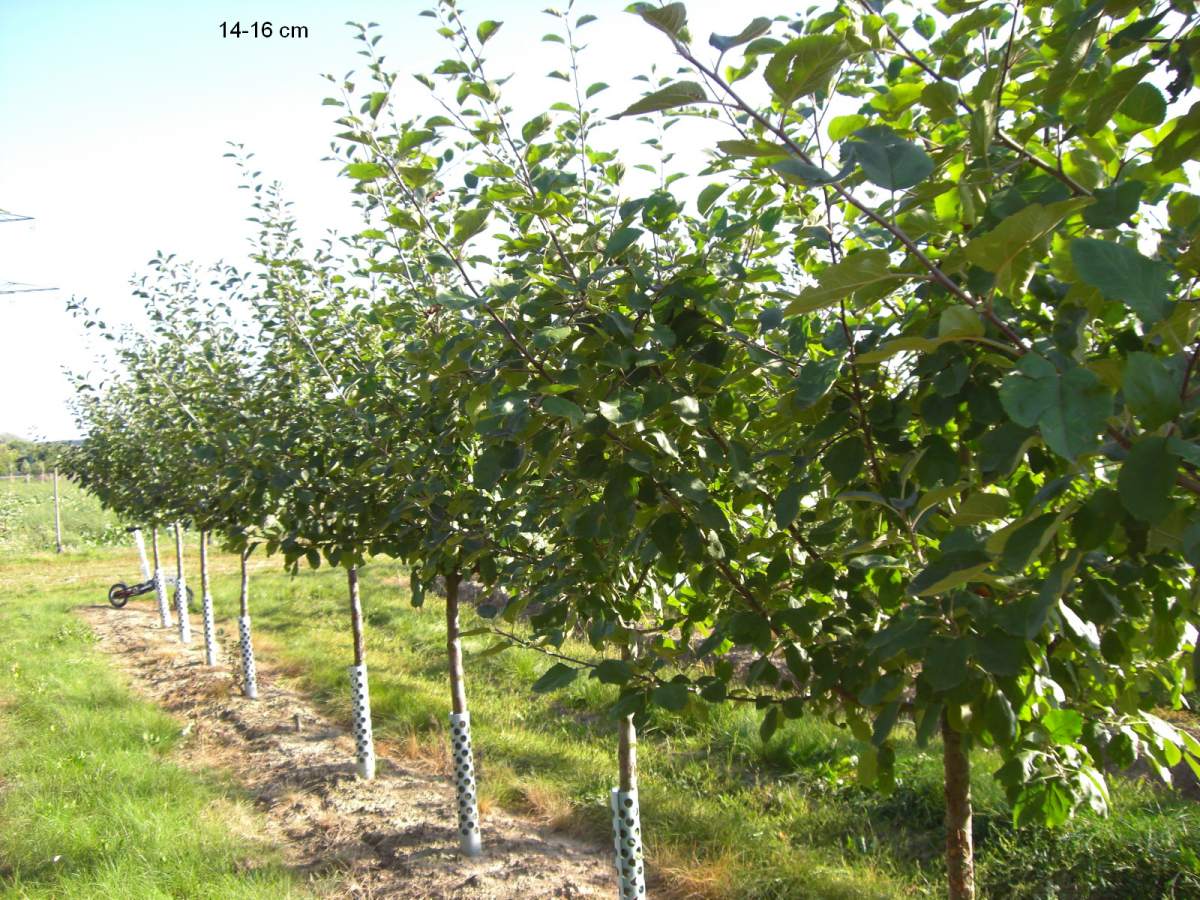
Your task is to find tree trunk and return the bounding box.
[198,529,217,665]
[237,548,258,699]
[348,565,365,666]
[444,568,481,855]
[240,548,250,618]
[618,712,638,793]
[173,522,191,644]
[446,570,468,715]
[346,565,374,778]
[943,712,975,900]
[52,468,62,553]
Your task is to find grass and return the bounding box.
[0,478,125,556]
[0,551,314,899]
[4,523,1200,898]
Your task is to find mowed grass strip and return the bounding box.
[0,556,311,899]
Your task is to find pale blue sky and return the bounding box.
[0,0,790,440]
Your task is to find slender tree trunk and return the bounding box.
[238,548,258,699]
[52,468,62,553]
[151,527,172,628]
[943,712,976,900]
[173,522,191,644]
[346,564,375,778]
[198,529,217,665]
[446,570,468,715]
[348,565,365,667]
[444,568,482,855]
[240,548,250,618]
[618,712,639,793]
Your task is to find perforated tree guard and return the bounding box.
[201,592,217,666]
[449,711,483,857]
[174,575,192,645]
[348,664,376,779]
[610,788,646,899]
[238,616,258,699]
[133,529,151,581]
[154,567,172,628]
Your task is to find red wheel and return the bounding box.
[108,582,130,608]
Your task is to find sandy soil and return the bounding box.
[79,604,617,899]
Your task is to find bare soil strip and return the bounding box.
[80,604,615,899]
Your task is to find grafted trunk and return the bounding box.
[943,712,975,900]
[446,570,467,715]
[151,527,172,628]
[348,565,366,666]
[237,547,258,700]
[618,712,638,793]
[173,522,191,644]
[198,529,217,665]
[346,565,375,778]
[239,548,250,618]
[444,568,481,856]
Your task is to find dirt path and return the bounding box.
[79,604,616,899]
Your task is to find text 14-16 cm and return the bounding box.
[220,22,308,39]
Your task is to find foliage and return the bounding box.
[63,0,1200,894]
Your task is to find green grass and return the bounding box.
[4,514,1200,898]
[0,553,313,899]
[0,478,125,556]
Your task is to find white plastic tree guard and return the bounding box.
[133,529,151,580]
[174,575,192,644]
[238,616,259,699]
[153,567,172,629]
[348,663,376,779]
[449,711,483,857]
[610,788,647,899]
[201,591,217,666]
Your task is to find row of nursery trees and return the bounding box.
[66,2,1200,897]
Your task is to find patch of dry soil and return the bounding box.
[79,604,616,899]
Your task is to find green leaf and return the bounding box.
[1119,82,1166,125]
[652,681,690,711]
[1118,436,1177,523]
[909,550,992,596]
[367,91,388,120]
[709,17,771,52]
[823,437,865,483]
[599,392,644,426]
[963,199,1091,296]
[791,358,840,409]
[604,226,644,258]
[984,692,1018,744]
[764,35,848,104]
[846,126,933,191]
[922,638,971,691]
[532,662,578,693]
[591,659,634,684]
[1071,238,1173,324]
[785,250,899,315]
[346,162,388,181]
[774,483,803,530]
[1000,512,1060,573]
[476,19,502,44]
[1082,181,1144,229]
[999,355,1111,460]
[828,114,868,141]
[612,81,708,118]
[938,305,984,338]
[452,207,490,245]
[1122,352,1180,428]
[859,671,904,706]
[542,396,584,425]
[1041,708,1084,743]
[630,2,688,39]
[769,157,851,186]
